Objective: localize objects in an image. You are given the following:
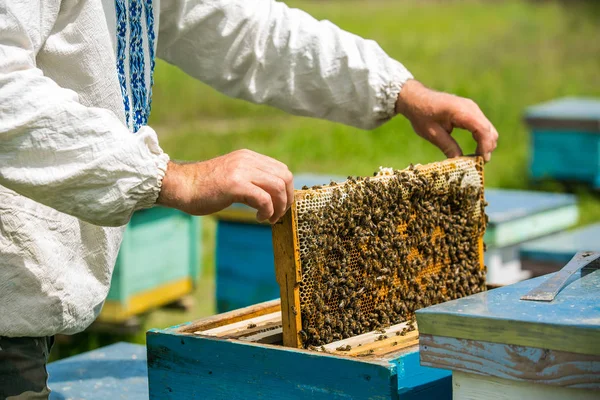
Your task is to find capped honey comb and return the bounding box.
[272,156,486,348]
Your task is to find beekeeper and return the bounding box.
[0,0,498,397]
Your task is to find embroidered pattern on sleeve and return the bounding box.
[115,0,131,128]
[128,0,146,133]
[143,0,156,123]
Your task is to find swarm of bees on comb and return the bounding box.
[294,158,487,348]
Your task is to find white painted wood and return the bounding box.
[453,371,600,400]
[485,246,531,286]
[321,320,416,351]
[194,311,281,337]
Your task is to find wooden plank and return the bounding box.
[420,334,600,390]
[239,327,283,344]
[416,271,600,356]
[175,298,281,334]
[320,321,418,356]
[452,371,600,400]
[195,312,281,337]
[147,330,398,400]
[272,206,303,348]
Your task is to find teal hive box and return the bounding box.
[520,222,600,276]
[525,97,600,188]
[483,188,578,286]
[214,173,342,312]
[99,207,201,323]
[147,299,452,400]
[416,271,600,399]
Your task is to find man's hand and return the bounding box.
[395,80,498,162]
[157,149,294,224]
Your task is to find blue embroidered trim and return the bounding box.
[115,0,130,128]
[143,0,156,122]
[128,0,146,133]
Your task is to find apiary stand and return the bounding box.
[416,270,600,400]
[147,299,452,399]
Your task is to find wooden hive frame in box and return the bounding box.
[273,156,486,349]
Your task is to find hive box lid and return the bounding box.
[525,97,600,132]
[213,173,345,222]
[48,342,148,399]
[521,223,600,264]
[484,188,578,248]
[416,270,600,356]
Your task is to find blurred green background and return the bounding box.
[52,0,600,359]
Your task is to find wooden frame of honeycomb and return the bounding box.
[273,156,486,349]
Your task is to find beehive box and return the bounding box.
[147,299,452,400]
[416,269,600,399]
[98,207,201,323]
[214,174,343,312]
[526,97,600,188]
[483,189,578,286]
[273,157,486,348]
[520,222,600,277]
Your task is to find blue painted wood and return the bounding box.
[106,207,201,302]
[216,276,280,313]
[525,97,600,124]
[485,189,577,225]
[520,223,600,264]
[147,327,451,400]
[525,98,600,187]
[392,351,452,399]
[216,221,279,312]
[419,334,600,390]
[416,270,600,355]
[529,130,600,185]
[48,342,147,400]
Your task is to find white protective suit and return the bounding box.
[0,0,412,336]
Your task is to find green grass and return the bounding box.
[54,0,600,355]
[152,0,600,191]
[150,0,600,327]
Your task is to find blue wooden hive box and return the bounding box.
[525,97,600,188]
[147,299,451,399]
[48,342,148,400]
[520,222,600,276]
[98,207,202,323]
[214,174,342,312]
[483,188,578,286]
[416,269,600,399]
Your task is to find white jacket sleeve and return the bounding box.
[158,0,413,130]
[0,1,169,227]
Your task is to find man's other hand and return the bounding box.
[157,149,294,224]
[395,80,498,162]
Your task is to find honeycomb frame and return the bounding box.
[272,156,486,348]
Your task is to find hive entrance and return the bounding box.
[273,157,486,348]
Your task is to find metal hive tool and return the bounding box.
[272,156,487,348]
